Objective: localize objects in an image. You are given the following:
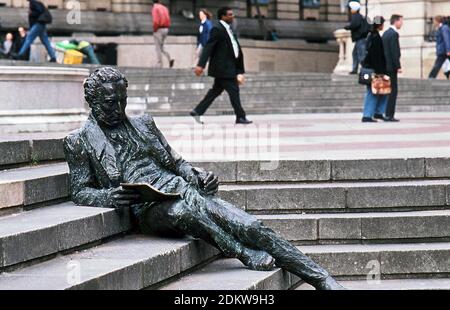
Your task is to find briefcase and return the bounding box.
[371,74,391,95]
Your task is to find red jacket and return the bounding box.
[152,3,171,32]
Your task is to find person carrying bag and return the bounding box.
[12,0,56,62]
[360,16,391,123]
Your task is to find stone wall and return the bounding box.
[0,0,347,21]
[32,35,339,73]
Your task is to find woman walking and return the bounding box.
[361,16,389,122]
[196,9,213,63]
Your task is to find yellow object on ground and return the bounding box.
[63,50,84,65]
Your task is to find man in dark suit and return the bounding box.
[380,14,403,122]
[191,7,252,125]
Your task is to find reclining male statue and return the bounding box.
[64,67,345,290]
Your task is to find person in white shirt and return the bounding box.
[192,7,252,125]
[381,14,404,122]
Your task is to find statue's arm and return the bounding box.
[63,134,114,208]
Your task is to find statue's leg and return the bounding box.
[205,198,345,290]
[139,198,273,269]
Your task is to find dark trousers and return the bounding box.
[352,38,367,73]
[194,78,246,119]
[428,54,449,78]
[140,196,330,286]
[386,71,398,118]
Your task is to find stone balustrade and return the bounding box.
[332,28,353,75]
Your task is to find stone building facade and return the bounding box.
[0,0,347,22]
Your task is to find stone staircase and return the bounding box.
[0,136,449,290]
[121,69,450,116]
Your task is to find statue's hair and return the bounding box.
[84,67,128,106]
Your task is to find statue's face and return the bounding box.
[92,80,128,128]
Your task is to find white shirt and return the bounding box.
[220,20,239,58]
[390,25,399,33]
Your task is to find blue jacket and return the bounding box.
[198,19,213,47]
[436,24,450,56]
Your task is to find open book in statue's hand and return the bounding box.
[120,183,181,203]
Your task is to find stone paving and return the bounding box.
[2,112,450,162]
[154,112,450,161]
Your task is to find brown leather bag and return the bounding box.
[371,74,391,95]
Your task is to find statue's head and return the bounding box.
[84,67,129,128]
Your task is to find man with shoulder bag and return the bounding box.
[359,16,391,123]
[12,0,56,62]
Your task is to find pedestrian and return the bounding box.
[428,16,450,79]
[191,7,252,125]
[0,33,14,58]
[69,40,101,64]
[12,0,56,62]
[152,0,174,68]
[196,9,213,64]
[13,27,30,61]
[345,1,369,74]
[380,14,403,122]
[361,16,390,123]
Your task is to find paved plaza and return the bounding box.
[155,112,450,161]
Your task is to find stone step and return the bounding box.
[0,136,65,168]
[159,258,300,290]
[0,202,131,269]
[147,105,450,116]
[0,235,218,290]
[256,210,450,244]
[132,93,450,105]
[297,278,450,290]
[129,82,449,93]
[219,180,450,213]
[0,163,69,211]
[3,158,450,212]
[127,78,449,88]
[301,242,450,278]
[129,88,450,99]
[161,242,450,290]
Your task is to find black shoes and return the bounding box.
[189,110,204,124]
[363,116,400,123]
[236,117,253,125]
[373,114,385,120]
[362,117,377,123]
[49,58,57,63]
[384,117,400,122]
[349,71,358,75]
[170,59,175,68]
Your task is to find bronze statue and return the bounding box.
[64,67,345,290]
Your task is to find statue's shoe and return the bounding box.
[314,276,347,290]
[239,248,276,271]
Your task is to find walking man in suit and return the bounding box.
[380,14,403,122]
[428,16,450,79]
[191,7,252,125]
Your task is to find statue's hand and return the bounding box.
[109,187,141,211]
[200,171,219,196]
